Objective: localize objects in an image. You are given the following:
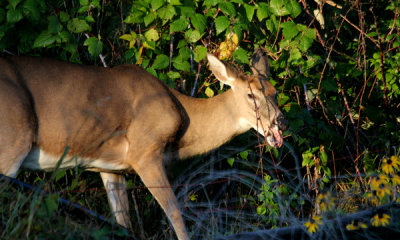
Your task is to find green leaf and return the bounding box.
[167,71,181,79]
[322,176,330,183]
[298,35,313,52]
[177,5,196,17]
[85,15,95,23]
[256,2,269,21]
[266,15,278,33]
[281,21,298,40]
[120,31,137,42]
[288,47,302,65]
[214,15,229,35]
[191,14,207,33]
[158,4,176,21]
[287,0,301,18]
[143,41,156,50]
[120,32,137,48]
[56,30,70,43]
[151,0,165,10]
[144,12,157,26]
[78,6,89,13]
[89,0,101,9]
[296,25,316,40]
[325,167,331,177]
[232,48,249,64]
[144,28,159,41]
[219,2,236,16]
[83,37,103,57]
[302,151,313,167]
[55,170,66,182]
[306,28,316,40]
[170,16,189,32]
[189,193,198,201]
[233,24,243,40]
[303,54,320,71]
[146,67,158,78]
[194,45,207,62]
[169,0,182,5]
[205,7,218,18]
[240,150,249,160]
[7,8,23,23]
[48,16,62,33]
[227,158,235,167]
[33,30,56,48]
[142,58,150,69]
[278,93,290,106]
[204,0,221,8]
[178,47,191,59]
[125,10,144,24]
[177,39,187,49]
[45,194,59,214]
[270,0,290,16]
[152,54,169,70]
[23,0,41,22]
[319,148,328,165]
[257,204,267,215]
[59,11,70,22]
[244,4,255,22]
[67,18,91,33]
[185,29,201,43]
[9,0,22,10]
[173,56,190,71]
[80,0,89,5]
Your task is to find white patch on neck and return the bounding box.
[238,118,268,136]
[256,126,266,136]
[238,118,252,132]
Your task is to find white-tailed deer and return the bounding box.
[0,48,287,240]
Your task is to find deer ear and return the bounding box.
[250,48,270,78]
[207,53,237,87]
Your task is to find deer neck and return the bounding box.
[170,89,251,159]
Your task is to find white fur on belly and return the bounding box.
[21,147,128,171]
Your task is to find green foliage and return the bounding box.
[83,37,102,57]
[256,174,300,227]
[0,0,399,237]
[0,173,129,239]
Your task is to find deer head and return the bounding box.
[207,48,288,147]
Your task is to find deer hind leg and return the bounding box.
[100,172,132,230]
[0,140,32,177]
[131,153,189,240]
[0,81,34,177]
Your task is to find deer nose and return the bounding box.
[277,114,288,131]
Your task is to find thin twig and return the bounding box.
[169,33,174,71]
[339,14,379,47]
[315,8,352,107]
[131,189,146,240]
[191,63,202,97]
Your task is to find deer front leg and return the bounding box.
[133,158,189,240]
[100,172,132,230]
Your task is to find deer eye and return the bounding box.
[247,93,255,99]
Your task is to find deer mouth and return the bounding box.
[266,125,283,148]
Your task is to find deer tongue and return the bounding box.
[271,125,283,148]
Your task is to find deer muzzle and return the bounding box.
[265,113,288,148]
